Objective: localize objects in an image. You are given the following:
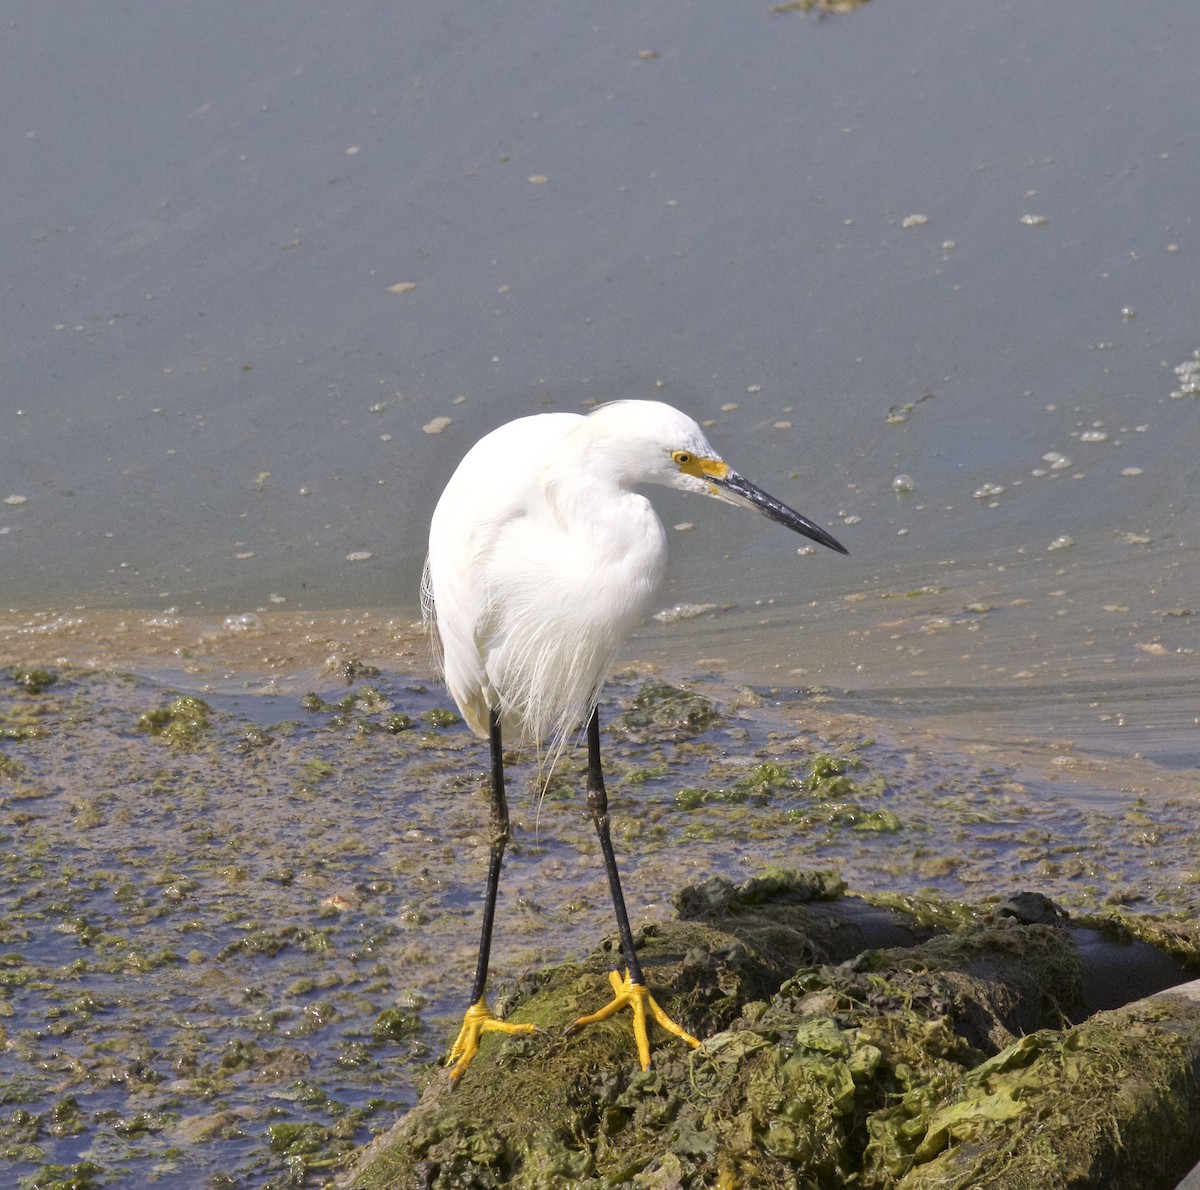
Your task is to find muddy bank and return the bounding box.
[2,653,1199,1186]
[343,872,1200,1190]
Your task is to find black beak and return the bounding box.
[712,470,848,555]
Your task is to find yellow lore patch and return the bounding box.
[671,450,729,481]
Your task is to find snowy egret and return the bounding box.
[422,399,847,1082]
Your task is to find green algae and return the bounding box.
[675,760,801,808]
[0,687,55,740]
[20,1159,107,1190]
[372,1009,423,1043]
[298,682,426,735]
[610,681,723,740]
[325,659,382,686]
[136,694,213,745]
[861,889,992,933]
[804,750,860,794]
[674,867,846,919]
[887,1005,1200,1189]
[668,750,899,841]
[9,669,58,695]
[0,668,445,1185]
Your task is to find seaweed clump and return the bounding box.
[135,695,213,746]
[609,681,723,741]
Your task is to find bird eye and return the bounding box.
[672,450,693,466]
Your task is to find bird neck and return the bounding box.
[541,458,661,557]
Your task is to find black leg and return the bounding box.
[445,707,535,1083]
[569,705,700,1068]
[467,708,509,1005]
[584,706,646,988]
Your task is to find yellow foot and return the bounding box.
[567,969,700,1070]
[445,998,537,1085]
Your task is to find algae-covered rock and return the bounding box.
[344,871,1174,1190]
[890,991,1200,1189]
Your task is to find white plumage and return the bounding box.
[424,401,726,753]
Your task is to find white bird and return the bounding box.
[422,399,847,1082]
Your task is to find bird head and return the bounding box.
[584,400,848,555]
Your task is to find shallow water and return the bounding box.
[3,0,1199,623]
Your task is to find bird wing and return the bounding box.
[424,413,583,740]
